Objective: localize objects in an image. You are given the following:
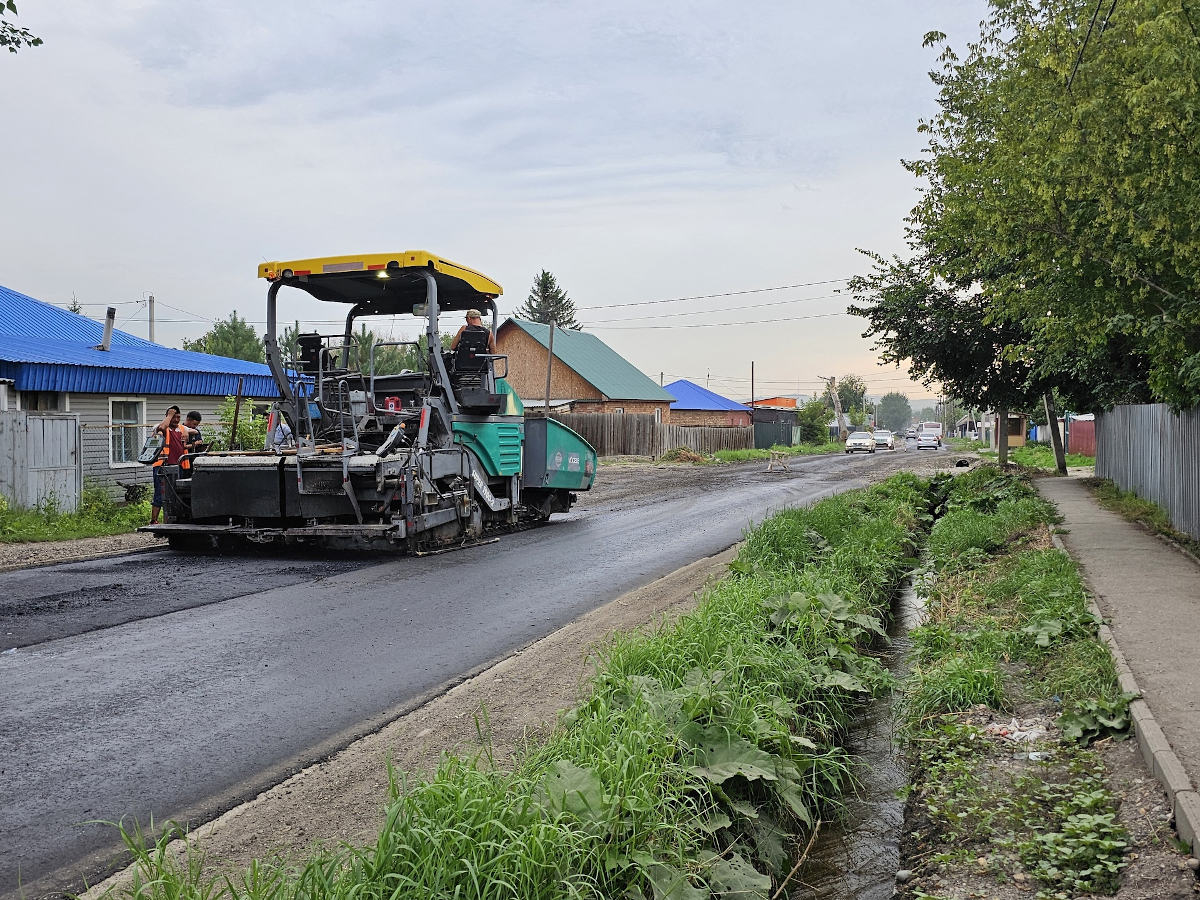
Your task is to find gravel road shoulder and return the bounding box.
[0,532,160,574]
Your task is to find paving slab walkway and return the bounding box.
[1037,476,1200,848]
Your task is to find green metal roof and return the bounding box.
[502,318,675,402]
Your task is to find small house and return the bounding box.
[0,285,279,506]
[495,318,674,420]
[663,380,751,427]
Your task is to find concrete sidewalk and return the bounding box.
[1037,476,1200,850]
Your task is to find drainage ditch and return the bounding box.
[797,577,925,899]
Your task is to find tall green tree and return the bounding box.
[1,2,42,54]
[182,311,264,363]
[847,254,1047,406]
[516,270,581,329]
[877,392,912,433]
[902,3,1197,408]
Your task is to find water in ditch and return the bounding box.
[790,579,924,899]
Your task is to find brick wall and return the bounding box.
[670,409,751,427]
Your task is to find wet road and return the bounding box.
[0,450,939,898]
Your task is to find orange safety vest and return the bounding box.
[154,425,187,469]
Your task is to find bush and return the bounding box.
[209,396,268,452]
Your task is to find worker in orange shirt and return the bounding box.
[150,405,191,525]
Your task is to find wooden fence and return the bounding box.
[545,413,753,457]
[0,411,82,511]
[1095,403,1200,540]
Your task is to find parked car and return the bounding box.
[916,430,940,450]
[845,431,876,453]
[873,429,895,450]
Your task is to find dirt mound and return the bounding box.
[658,446,708,464]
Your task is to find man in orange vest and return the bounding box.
[150,405,190,525]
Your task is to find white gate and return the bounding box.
[0,411,82,512]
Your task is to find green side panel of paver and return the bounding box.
[522,417,597,491]
[453,419,524,477]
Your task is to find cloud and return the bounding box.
[1,0,989,400]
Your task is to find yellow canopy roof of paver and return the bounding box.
[258,251,502,312]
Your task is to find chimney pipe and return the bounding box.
[99,307,116,351]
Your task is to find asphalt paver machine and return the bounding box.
[147,251,596,552]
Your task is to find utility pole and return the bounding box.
[820,375,847,440]
[148,294,156,343]
[659,371,663,387]
[543,320,555,417]
[706,369,710,390]
[750,361,755,412]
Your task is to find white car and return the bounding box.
[873,429,895,450]
[845,431,876,453]
[916,430,940,450]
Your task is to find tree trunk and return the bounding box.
[997,406,1009,467]
[829,378,848,440]
[1043,392,1067,475]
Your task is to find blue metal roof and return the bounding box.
[664,379,750,412]
[0,284,279,396]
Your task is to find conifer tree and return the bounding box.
[516,270,581,330]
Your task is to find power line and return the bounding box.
[156,299,215,323]
[582,292,843,325]
[1066,0,1105,92]
[588,311,850,330]
[580,278,851,311]
[1099,0,1118,35]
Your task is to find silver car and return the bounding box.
[916,430,940,450]
[873,429,895,450]
[845,431,877,453]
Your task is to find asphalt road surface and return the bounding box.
[0,448,944,898]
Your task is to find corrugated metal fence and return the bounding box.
[1096,404,1200,540]
[0,411,82,511]
[547,413,753,457]
[1068,418,1096,456]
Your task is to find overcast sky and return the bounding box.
[2,1,988,405]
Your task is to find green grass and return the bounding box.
[711,442,842,463]
[0,486,149,543]
[101,474,931,900]
[1088,478,1200,558]
[901,467,1130,896]
[978,442,1094,470]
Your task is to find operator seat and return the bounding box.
[450,328,503,413]
[452,328,491,376]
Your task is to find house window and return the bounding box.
[653,408,662,423]
[19,390,61,411]
[110,398,146,466]
[613,407,624,414]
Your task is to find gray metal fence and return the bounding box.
[0,411,82,511]
[1095,403,1200,540]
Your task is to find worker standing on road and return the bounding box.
[450,309,496,353]
[150,406,189,525]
